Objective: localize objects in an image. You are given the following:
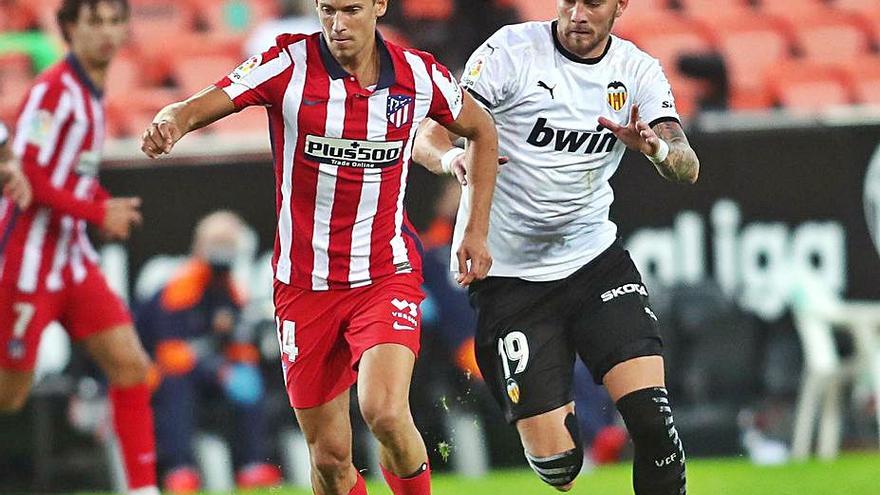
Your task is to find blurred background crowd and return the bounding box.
[2,0,880,493]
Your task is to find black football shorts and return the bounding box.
[468,239,663,423]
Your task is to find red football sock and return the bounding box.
[349,471,368,495]
[381,463,430,495]
[109,383,157,491]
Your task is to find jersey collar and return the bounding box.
[318,30,396,90]
[551,21,612,65]
[66,53,104,99]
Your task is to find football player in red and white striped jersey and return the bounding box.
[0,2,158,494]
[141,2,499,493]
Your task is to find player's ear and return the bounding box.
[374,0,388,17]
[615,0,628,17]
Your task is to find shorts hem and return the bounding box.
[507,395,574,424]
[592,338,663,385]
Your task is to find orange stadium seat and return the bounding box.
[702,12,794,95]
[832,0,880,14]
[756,0,828,16]
[508,0,558,21]
[172,54,241,97]
[789,11,872,63]
[128,0,198,85]
[401,0,454,21]
[837,55,880,105]
[677,0,751,13]
[850,8,880,45]
[766,61,852,112]
[614,11,708,44]
[208,106,269,137]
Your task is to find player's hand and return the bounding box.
[0,160,33,209]
[456,231,492,287]
[597,104,662,156]
[102,197,142,240]
[141,120,183,158]
[451,154,509,186]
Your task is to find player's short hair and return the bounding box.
[57,0,130,43]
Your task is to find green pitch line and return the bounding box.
[78,452,880,494]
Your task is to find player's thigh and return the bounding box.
[357,343,416,423]
[274,280,354,409]
[0,285,59,373]
[294,390,353,466]
[470,278,575,424]
[570,250,663,389]
[0,369,35,411]
[603,355,665,403]
[80,324,151,386]
[516,402,576,457]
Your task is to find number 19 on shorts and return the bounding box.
[498,331,529,378]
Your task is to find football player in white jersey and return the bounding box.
[414,1,698,493]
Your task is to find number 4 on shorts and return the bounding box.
[276,318,299,361]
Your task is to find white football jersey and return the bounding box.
[452,21,680,281]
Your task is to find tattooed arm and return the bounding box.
[598,104,700,185]
[650,120,699,184]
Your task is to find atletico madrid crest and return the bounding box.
[607,81,628,111]
[387,95,414,128]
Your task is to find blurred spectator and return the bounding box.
[678,53,730,113]
[136,211,281,493]
[244,0,320,56]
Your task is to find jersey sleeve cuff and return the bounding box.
[466,88,494,111]
[648,116,681,128]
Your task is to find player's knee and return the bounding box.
[0,388,28,413]
[105,348,152,387]
[525,413,584,488]
[310,441,351,479]
[361,399,409,441]
[616,387,686,494]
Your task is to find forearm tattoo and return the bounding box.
[652,121,699,184]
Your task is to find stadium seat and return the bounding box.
[628,29,715,75]
[172,54,241,97]
[208,106,269,137]
[507,0,558,21]
[702,12,795,95]
[755,0,828,16]
[614,11,711,47]
[677,0,751,13]
[837,55,880,105]
[832,0,880,15]
[765,61,852,112]
[788,11,872,63]
[401,0,454,21]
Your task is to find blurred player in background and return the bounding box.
[0,1,158,493]
[140,1,499,494]
[137,211,282,493]
[0,121,33,209]
[415,0,699,493]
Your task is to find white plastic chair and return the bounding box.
[790,281,880,460]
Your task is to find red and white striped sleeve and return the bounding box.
[215,34,297,111]
[425,55,464,126]
[13,81,104,224]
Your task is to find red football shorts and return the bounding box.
[0,265,132,371]
[274,273,425,409]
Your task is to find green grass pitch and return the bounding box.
[79,452,879,494]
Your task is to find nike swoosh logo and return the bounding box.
[393,322,416,331]
[303,99,327,106]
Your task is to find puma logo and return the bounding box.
[538,80,556,99]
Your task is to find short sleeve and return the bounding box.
[215,35,295,110]
[635,58,681,128]
[12,81,72,167]
[426,58,464,126]
[459,30,516,110]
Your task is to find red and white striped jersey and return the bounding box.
[0,55,107,294]
[216,32,464,291]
